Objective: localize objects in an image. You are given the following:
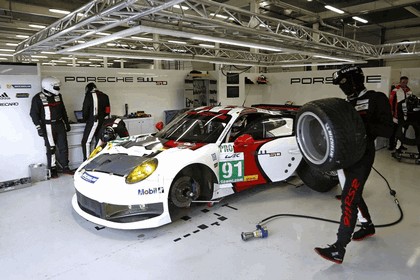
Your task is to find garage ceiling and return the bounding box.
[1,0,420,68]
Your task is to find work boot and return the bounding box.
[61,166,75,175]
[352,223,375,241]
[50,167,59,179]
[314,242,346,264]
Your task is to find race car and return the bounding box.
[72,105,338,229]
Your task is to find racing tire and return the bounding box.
[296,160,338,192]
[296,98,366,172]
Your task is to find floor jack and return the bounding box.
[391,151,420,164]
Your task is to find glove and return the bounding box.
[65,123,71,132]
[36,125,44,137]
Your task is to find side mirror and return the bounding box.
[155,121,164,131]
[234,134,255,147]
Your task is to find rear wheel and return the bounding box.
[296,160,338,192]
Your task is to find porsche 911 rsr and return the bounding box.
[72,105,338,229]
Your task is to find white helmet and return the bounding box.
[42,76,61,95]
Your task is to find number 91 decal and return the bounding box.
[219,143,244,184]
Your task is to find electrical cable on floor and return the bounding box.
[241,166,403,241]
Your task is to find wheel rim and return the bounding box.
[296,111,330,165]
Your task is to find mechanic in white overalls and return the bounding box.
[81,82,110,160]
[30,76,72,178]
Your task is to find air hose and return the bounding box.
[241,166,403,241]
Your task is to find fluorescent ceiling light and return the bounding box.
[192,36,282,52]
[6,43,18,46]
[16,35,29,39]
[31,55,48,58]
[0,49,14,52]
[60,57,77,60]
[0,57,8,60]
[49,9,70,15]
[131,36,153,41]
[168,40,187,44]
[313,55,354,62]
[282,62,356,68]
[88,58,103,61]
[97,32,111,36]
[29,24,46,29]
[199,44,215,48]
[41,51,55,54]
[0,53,13,57]
[352,16,368,24]
[325,5,345,14]
[173,4,189,10]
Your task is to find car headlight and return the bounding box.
[125,158,158,184]
[88,143,113,159]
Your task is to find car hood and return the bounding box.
[83,136,163,176]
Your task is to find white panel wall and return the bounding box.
[41,66,191,124]
[0,64,43,182]
[261,67,392,105]
[401,68,420,95]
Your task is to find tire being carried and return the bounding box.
[296,160,338,192]
[296,98,366,172]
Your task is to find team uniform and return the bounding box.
[30,77,71,177]
[395,95,420,156]
[98,117,129,144]
[337,89,394,246]
[315,66,393,264]
[81,85,110,160]
[389,83,412,149]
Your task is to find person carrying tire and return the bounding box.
[81,82,110,161]
[314,66,393,264]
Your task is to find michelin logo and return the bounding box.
[138,187,164,195]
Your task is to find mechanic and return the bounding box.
[97,117,129,146]
[81,82,110,160]
[395,94,420,161]
[389,76,412,150]
[314,66,393,264]
[30,76,72,178]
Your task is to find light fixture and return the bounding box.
[325,5,345,14]
[97,32,111,36]
[0,49,14,52]
[198,43,215,48]
[168,40,187,44]
[173,4,189,10]
[0,53,13,57]
[191,35,282,52]
[49,9,70,15]
[313,55,355,62]
[16,35,29,39]
[6,43,18,46]
[352,16,368,24]
[29,24,46,29]
[130,36,153,41]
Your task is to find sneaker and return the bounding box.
[314,243,345,264]
[352,223,375,241]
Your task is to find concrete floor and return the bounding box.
[0,148,419,280]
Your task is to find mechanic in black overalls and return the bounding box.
[30,76,72,178]
[97,117,129,146]
[395,94,420,161]
[81,83,110,160]
[314,66,393,264]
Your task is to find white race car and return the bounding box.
[72,105,338,229]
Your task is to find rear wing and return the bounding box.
[252,104,301,118]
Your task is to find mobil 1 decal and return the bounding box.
[219,143,244,184]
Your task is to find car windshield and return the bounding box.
[156,110,231,143]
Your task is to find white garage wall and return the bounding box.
[261,67,392,105]
[41,66,192,124]
[0,64,43,182]
[401,68,420,95]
